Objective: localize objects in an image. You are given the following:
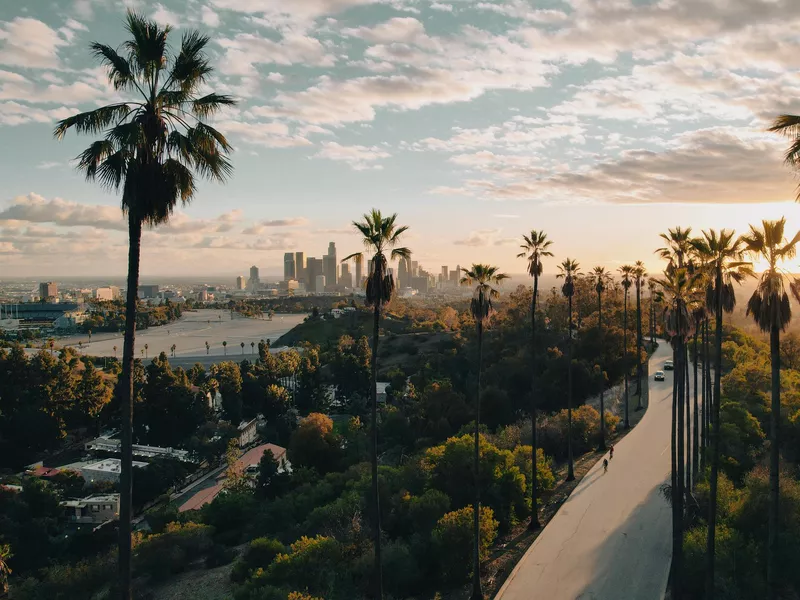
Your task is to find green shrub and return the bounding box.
[512,445,556,493]
[267,535,343,596]
[382,540,422,597]
[134,522,213,581]
[206,543,236,568]
[432,506,498,583]
[232,537,286,582]
[408,489,451,533]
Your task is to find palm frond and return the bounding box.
[90,43,134,91]
[169,30,212,92]
[54,104,133,139]
[192,93,236,118]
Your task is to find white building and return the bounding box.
[61,494,120,524]
[315,275,326,294]
[376,382,390,404]
[79,458,147,484]
[85,435,194,463]
[94,286,121,301]
[237,418,258,448]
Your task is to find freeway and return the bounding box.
[495,341,678,600]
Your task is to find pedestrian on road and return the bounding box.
[609,445,614,459]
[603,459,608,474]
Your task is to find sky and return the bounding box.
[1,0,800,280]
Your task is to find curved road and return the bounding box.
[495,341,675,600]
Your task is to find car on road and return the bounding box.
[664,359,674,370]
[654,370,665,381]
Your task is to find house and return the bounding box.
[78,458,148,484]
[179,443,289,513]
[61,494,119,524]
[237,418,258,447]
[28,466,62,479]
[376,382,390,404]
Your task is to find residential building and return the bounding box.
[237,418,258,447]
[85,436,194,463]
[315,275,326,294]
[61,494,120,524]
[236,276,247,290]
[94,286,120,301]
[139,284,159,299]
[376,382,389,403]
[295,251,305,284]
[39,281,58,300]
[78,458,148,484]
[283,252,296,281]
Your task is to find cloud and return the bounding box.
[0,193,125,229]
[314,141,390,170]
[0,18,68,69]
[152,4,182,27]
[453,228,515,247]
[217,32,335,76]
[216,118,312,148]
[342,17,428,44]
[210,0,376,29]
[243,217,309,234]
[201,6,221,27]
[36,161,62,170]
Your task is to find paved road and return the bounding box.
[495,341,677,600]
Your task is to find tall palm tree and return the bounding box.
[240,341,245,355]
[619,265,634,428]
[461,264,508,600]
[223,341,227,356]
[557,258,581,481]
[343,209,410,600]
[633,261,647,410]
[648,279,657,344]
[657,263,697,599]
[0,543,11,598]
[517,230,553,530]
[741,218,800,600]
[690,229,753,599]
[54,14,234,597]
[590,266,613,450]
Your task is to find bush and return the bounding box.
[232,537,286,582]
[432,506,498,584]
[382,540,422,597]
[512,445,556,493]
[540,405,612,459]
[134,522,213,581]
[206,543,236,568]
[408,489,451,533]
[267,535,343,596]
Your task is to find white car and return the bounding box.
[654,370,665,381]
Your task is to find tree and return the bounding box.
[0,543,11,597]
[53,16,235,590]
[517,230,553,530]
[618,265,634,429]
[241,341,245,355]
[768,114,800,199]
[590,266,613,450]
[342,209,410,600]
[633,261,647,409]
[557,259,581,481]
[287,413,342,474]
[461,263,508,600]
[691,228,753,599]
[741,218,800,599]
[223,341,228,356]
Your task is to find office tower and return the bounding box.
[284,252,296,281]
[355,257,363,289]
[340,263,353,289]
[315,275,326,294]
[249,265,260,285]
[139,284,159,299]
[236,276,246,290]
[441,266,448,282]
[398,258,408,289]
[39,282,57,300]
[295,252,305,284]
[324,241,337,286]
[306,257,322,293]
[411,260,418,277]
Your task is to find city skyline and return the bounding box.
[1,1,800,278]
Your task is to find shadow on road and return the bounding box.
[573,485,671,600]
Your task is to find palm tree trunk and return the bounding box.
[670,340,681,598]
[635,282,644,406]
[705,318,712,448]
[623,290,630,428]
[685,345,691,494]
[598,290,606,452]
[472,322,484,600]
[675,334,686,600]
[529,275,541,530]
[371,303,383,600]
[119,215,142,600]
[567,294,575,481]
[706,269,724,600]
[700,321,707,468]
[693,330,699,485]
[767,323,780,600]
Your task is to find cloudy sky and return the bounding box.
[1,0,799,279]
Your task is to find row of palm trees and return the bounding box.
[656,220,800,600]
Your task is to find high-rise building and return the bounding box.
[315,275,326,294]
[249,266,260,286]
[411,260,418,277]
[295,252,305,284]
[306,257,323,293]
[284,252,296,281]
[324,241,337,286]
[398,258,409,289]
[236,276,246,290]
[340,263,353,289]
[441,266,448,282]
[39,281,57,300]
[355,258,363,289]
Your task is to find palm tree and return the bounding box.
[657,263,697,599]
[223,341,227,356]
[633,261,647,409]
[240,341,245,355]
[768,114,800,199]
[618,265,634,428]
[0,543,11,598]
[343,209,410,600]
[251,341,255,354]
[517,230,553,529]
[461,264,508,600]
[557,258,581,481]
[170,343,176,358]
[53,13,234,596]
[205,341,210,355]
[144,343,148,359]
[48,339,55,356]
[741,218,800,600]
[689,229,753,598]
[113,345,118,359]
[590,266,613,450]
